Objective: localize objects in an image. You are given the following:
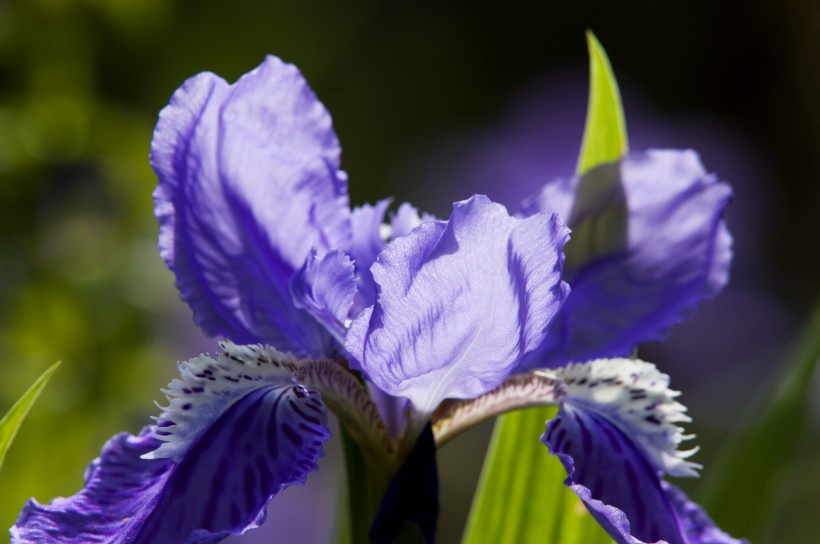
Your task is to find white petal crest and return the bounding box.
[558,358,701,477]
[143,341,301,461]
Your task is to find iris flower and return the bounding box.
[13,57,742,544]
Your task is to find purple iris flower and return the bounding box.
[13,55,741,544]
[12,56,423,544]
[346,152,740,544]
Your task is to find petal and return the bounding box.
[151,56,350,357]
[366,382,410,437]
[544,403,682,544]
[541,359,743,544]
[661,481,747,544]
[13,343,331,544]
[12,430,174,544]
[389,202,428,238]
[346,195,569,413]
[349,199,392,315]
[348,200,431,316]
[522,150,732,367]
[558,358,699,477]
[291,249,357,344]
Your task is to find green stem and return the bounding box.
[341,424,380,543]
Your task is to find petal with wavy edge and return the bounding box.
[151,56,350,357]
[541,359,744,544]
[390,202,428,238]
[349,200,431,317]
[521,149,732,367]
[291,250,357,344]
[349,200,427,436]
[558,358,700,477]
[12,343,331,544]
[12,430,174,544]
[545,405,685,544]
[346,195,569,413]
[662,481,748,544]
[349,199,392,315]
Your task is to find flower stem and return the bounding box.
[340,424,378,543]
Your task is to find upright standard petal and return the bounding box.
[346,195,569,414]
[13,343,331,544]
[348,200,430,316]
[291,249,357,344]
[541,358,744,544]
[349,199,393,315]
[151,56,351,357]
[521,150,732,367]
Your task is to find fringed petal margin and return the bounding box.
[540,358,745,544]
[12,343,332,544]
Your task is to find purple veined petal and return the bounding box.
[367,382,410,437]
[390,202,430,238]
[12,343,331,544]
[349,199,393,316]
[521,149,732,368]
[348,200,432,317]
[545,404,682,544]
[541,358,745,544]
[661,481,747,544]
[346,195,570,414]
[12,430,174,544]
[291,249,357,345]
[151,56,350,357]
[558,358,700,478]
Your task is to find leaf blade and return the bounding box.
[576,31,628,175]
[462,407,613,544]
[698,300,820,541]
[0,361,61,472]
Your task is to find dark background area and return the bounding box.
[1,1,818,542]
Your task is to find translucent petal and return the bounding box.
[522,150,732,367]
[151,56,350,357]
[346,195,569,413]
[291,250,357,344]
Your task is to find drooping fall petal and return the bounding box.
[13,343,331,544]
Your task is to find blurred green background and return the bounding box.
[1,1,819,542]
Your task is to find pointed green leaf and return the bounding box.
[0,361,61,472]
[698,300,820,542]
[462,407,613,544]
[576,31,628,175]
[462,35,627,543]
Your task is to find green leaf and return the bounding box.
[698,300,820,542]
[339,424,377,544]
[462,407,613,544]
[0,361,61,472]
[576,31,628,175]
[462,34,628,544]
